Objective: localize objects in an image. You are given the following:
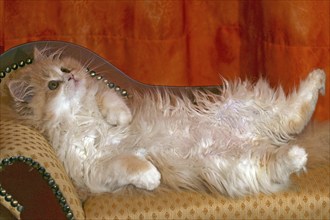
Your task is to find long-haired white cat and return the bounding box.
[4,49,327,199]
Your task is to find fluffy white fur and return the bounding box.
[4,49,327,200]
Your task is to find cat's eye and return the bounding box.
[60,67,71,73]
[48,80,60,90]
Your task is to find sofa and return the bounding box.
[0,117,329,220]
[0,41,329,220]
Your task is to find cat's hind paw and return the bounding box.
[288,145,307,173]
[307,69,326,96]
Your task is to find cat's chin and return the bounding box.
[69,77,84,89]
[72,79,81,87]
[64,80,85,98]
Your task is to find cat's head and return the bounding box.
[6,48,88,121]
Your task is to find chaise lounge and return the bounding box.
[0,41,329,220]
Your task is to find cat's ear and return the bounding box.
[7,79,34,102]
[33,48,45,61]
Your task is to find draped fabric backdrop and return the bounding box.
[0,0,329,121]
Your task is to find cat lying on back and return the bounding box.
[4,48,327,199]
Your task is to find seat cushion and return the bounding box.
[84,165,329,219]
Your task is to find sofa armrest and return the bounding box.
[0,120,85,219]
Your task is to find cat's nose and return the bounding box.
[68,74,75,81]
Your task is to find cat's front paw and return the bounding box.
[100,90,133,126]
[130,162,161,191]
[106,105,132,126]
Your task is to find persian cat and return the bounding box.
[4,49,327,199]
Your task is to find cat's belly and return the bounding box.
[128,115,254,160]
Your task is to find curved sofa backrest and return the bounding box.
[0,41,221,98]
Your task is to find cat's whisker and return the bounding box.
[81,57,97,72]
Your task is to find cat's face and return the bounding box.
[7,48,89,120]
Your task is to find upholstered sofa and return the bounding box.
[1,119,329,220]
[0,42,329,220]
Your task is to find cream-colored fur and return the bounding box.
[2,49,328,200]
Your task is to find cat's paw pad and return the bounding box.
[131,163,161,191]
[288,145,307,172]
[106,106,132,126]
[308,69,326,95]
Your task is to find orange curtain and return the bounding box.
[0,0,329,121]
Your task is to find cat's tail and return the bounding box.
[147,151,260,197]
[291,121,330,169]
